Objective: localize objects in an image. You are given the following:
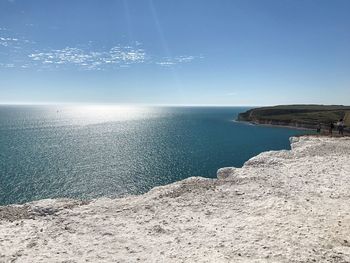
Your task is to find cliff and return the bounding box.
[1,136,350,262]
[238,105,350,132]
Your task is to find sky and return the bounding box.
[0,0,350,106]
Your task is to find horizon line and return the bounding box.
[0,102,348,107]
[0,102,262,107]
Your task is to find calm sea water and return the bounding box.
[0,105,307,205]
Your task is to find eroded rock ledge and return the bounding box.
[1,136,350,262]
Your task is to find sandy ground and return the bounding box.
[1,136,350,263]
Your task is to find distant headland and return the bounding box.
[238,104,350,133]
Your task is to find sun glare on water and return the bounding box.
[63,105,156,125]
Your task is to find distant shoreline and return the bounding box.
[237,104,350,135]
[234,119,316,132]
[236,119,350,136]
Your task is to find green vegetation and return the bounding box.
[238,105,350,128]
[344,111,350,126]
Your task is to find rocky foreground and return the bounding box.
[1,136,350,263]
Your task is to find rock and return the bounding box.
[217,167,236,179]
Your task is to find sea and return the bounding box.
[0,105,308,205]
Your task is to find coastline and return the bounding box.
[236,105,350,135]
[1,136,350,262]
[233,119,316,132]
[236,119,350,136]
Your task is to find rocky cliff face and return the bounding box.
[1,136,350,262]
[242,118,319,130]
[238,111,318,130]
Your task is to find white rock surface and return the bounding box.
[1,136,350,262]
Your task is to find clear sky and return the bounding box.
[1,0,350,106]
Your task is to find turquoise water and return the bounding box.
[0,106,307,205]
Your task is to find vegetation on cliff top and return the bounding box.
[238,105,350,126]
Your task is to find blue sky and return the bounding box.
[1,0,350,105]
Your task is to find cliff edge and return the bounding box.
[1,136,350,262]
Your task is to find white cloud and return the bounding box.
[175,55,195,63]
[0,37,19,47]
[156,55,202,67]
[0,32,202,70]
[0,63,15,68]
[28,46,147,70]
[0,33,33,49]
[156,61,176,66]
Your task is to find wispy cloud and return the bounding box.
[28,46,146,70]
[156,61,176,66]
[0,63,15,68]
[28,48,203,70]
[0,30,203,70]
[156,55,203,67]
[0,29,33,49]
[0,37,19,47]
